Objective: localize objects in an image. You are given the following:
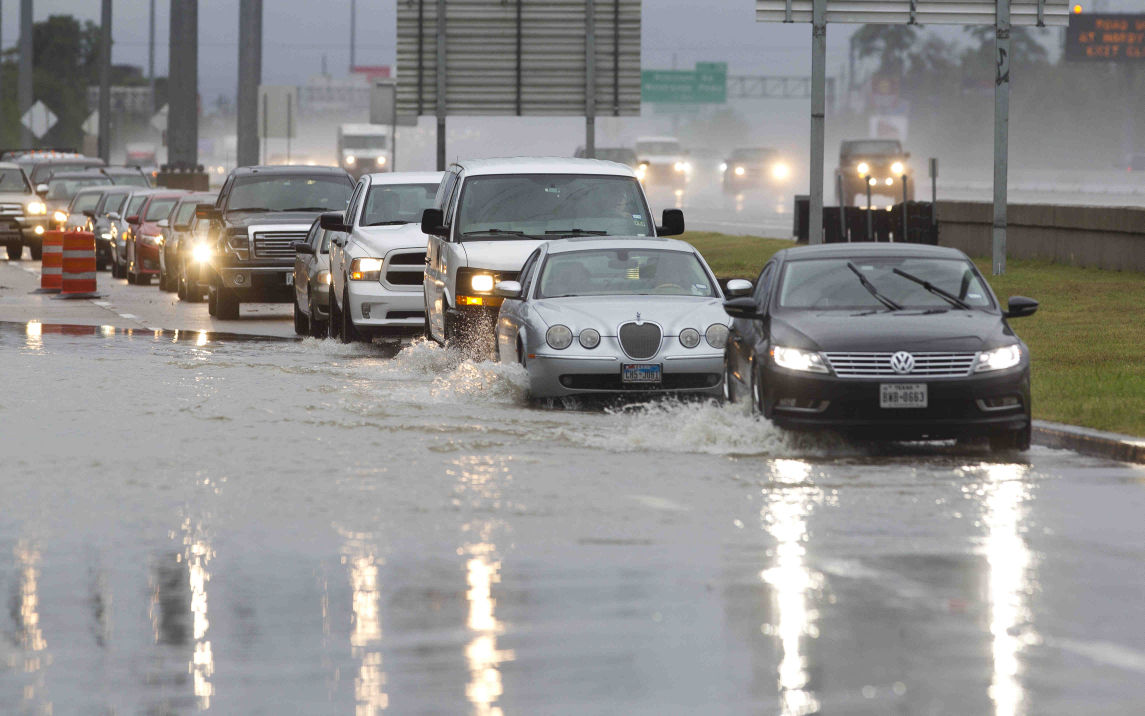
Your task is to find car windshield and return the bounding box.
[457,174,652,239]
[101,194,128,214]
[0,170,29,192]
[595,148,638,165]
[843,140,901,157]
[537,249,715,298]
[636,141,681,155]
[173,202,198,227]
[342,135,387,150]
[731,148,776,162]
[71,192,103,213]
[777,257,995,311]
[32,161,103,183]
[111,173,151,187]
[125,195,149,218]
[226,175,352,213]
[360,183,438,226]
[145,198,178,222]
[46,176,111,200]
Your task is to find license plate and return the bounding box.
[622,363,662,384]
[285,272,294,286]
[880,383,927,409]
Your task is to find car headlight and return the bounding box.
[705,323,729,349]
[375,156,387,167]
[470,273,494,292]
[318,269,331,285]
[26,200,46,215]
[53,210,68,223]
[975,345,1022,372]
[891,161,905,175]
[674,161,691,173]
[141,233,162,245]
[635,165,647,180]
[771,162,790,181]
[719,162,728,172]
[350,257,383,281]
[734,166,745,176]
[345,155,356,166]
[546,324,573,350]
[856,162,870,176]
[191,243,212,263]
[578,328,600,349]
[771,345,828,373]
[679,327,701,348]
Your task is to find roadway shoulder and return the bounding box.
[1033,420,1145,465]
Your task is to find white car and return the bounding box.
[421,157,684,347]
[634,136,691,187]
[325,171,443,343]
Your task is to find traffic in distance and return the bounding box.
[14,144,1038,453]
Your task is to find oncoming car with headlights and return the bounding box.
[720,147,791,194]
[722,243,1037,451]
[494,238,732,399]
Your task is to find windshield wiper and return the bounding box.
[461,229,529,238]
[225,206,271,213]
[364,220,410,226]
[892,268,972,310]
[281,206,338,212]
[544,228,609,236]
[846,262,902,311]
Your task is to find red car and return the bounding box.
[123,190,187,285]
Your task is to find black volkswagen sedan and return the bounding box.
[722,244,1038,451]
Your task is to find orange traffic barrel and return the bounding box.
[33,230,64,293]
[55,230,100,300]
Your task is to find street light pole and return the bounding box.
[808,0,827,245]
[237,0,263,168]
[18,0,33,147]
[98,0,112,162]
[992,0,1011,275]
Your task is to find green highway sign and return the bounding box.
[642,62,727,104]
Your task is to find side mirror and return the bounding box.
[126,215,140,224]
[724,278,753,297]
[319,211,349,233]
[723,296,762,320]
[493,280,522,299]
[107,211,121,221]
[1004,296,1038,319]
[82,210,97,220]
[36,183,48,195]
[657,208,684,237]
[293,242,316,255]
[420,208,448,238]
[157,219,169,228]
[195,203,220,222]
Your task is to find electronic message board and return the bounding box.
[1066,13,1145,62]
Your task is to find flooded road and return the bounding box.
[2,322,1144,714]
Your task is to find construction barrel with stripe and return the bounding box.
[36,230,64,293]
[56,230,100,299]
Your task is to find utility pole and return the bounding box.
[585,0,596,159]
[237,0,263,167]
[350,0,357,72]
[168,0,198,167]
[19,0,32,147]
[808,0,827,244]
[98,0,112,162]
[435,0,446,171]
[992,0,1011,275]
[148,0,156,112]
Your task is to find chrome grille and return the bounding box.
[0,203,22,215]
[824,352,978,378]
[384,250,426,287]
[252,231,307,258]
[618,322,662,360]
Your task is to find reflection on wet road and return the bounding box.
[2,322,1144,713]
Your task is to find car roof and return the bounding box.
[100,166,146,174]
[230,165,350,177]
[453,157,637,178]
[48,171,113,180]
[0,161,23,170]
[544,237,696,255]
[365,171,443,186]
[778,243,969,261]
[635,136,680,143]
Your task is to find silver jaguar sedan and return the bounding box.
[493,238,744,399]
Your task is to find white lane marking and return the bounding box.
[627,495,690,512]
[118,313,141,320]
[1046,637,1145,674]
[93,301,111,307]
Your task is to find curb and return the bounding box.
[1033,420,1145,465]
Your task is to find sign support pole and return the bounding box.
[98,0,112,162]
[992,0,1011,275]
[808,0,827,245]
[436,0,447,172]
[586,0,597,159]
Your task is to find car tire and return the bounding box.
[29,243,41,261]
[989,422,1031,453]
[750,359,766,416]
[215,284,239,320]
[339,287,357,344]
[207,282,218,316]
[722,357,736,403]
[126,269,137,285]
[328,290,340,340]
[176,270,187,299]
[137,273,150,286]
[293,300,309,335]
[309,298,327,339]
[6,244,21,260]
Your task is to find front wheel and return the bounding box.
[308,298,327,338]
[6,244,21,260]
[339,287,357,344]
[989,422,1031,453]
[29,243,41,261]
[722,356,736,404]
[293,300,309,335]
[750,360,766,416]
[215,284,239,320]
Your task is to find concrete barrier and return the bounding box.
[935,201,1145,272]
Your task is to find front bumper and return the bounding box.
[132,242,162,275]
[347,280,425,332]
[763,364,1030,438]
[17,216,48,242]
[0,216,22,246]
[215,263,295,303]
[527,342,724,398]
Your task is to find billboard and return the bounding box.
[1066,14,1145,62]
[396,0,641,117]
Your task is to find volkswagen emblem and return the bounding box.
[890,351,915,374]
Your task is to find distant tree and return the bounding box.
[31,15,103,148]
[852,25,922,76]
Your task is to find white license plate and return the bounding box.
[622,363,662,384]
[285,272,294,286]
[880,383,927,409]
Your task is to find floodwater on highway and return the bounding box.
[2,321,1144,714]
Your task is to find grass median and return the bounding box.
[683,231,1145,438]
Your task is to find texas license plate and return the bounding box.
[622,363,662,384]
[285,272,294,286]
[880,383,927,409]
